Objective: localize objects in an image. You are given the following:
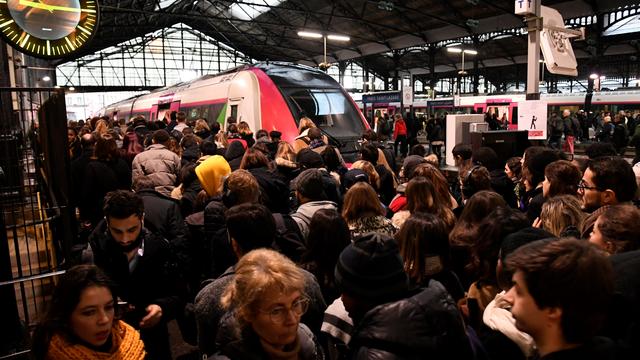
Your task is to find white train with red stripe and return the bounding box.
[100,62,369,157]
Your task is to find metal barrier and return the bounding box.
[0,88,74,359]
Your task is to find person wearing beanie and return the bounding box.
[131,129,182,197]
[195,155,231,197]
[327,232,473,359]
[290,169,338,240]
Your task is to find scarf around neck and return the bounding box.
[46,320,146,360]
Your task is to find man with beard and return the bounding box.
[85,190,182,360]
[578,156,637,238]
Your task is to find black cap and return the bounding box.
[297,148,324,169]
[342,169,369,191]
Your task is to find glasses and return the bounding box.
[259,297,310,324]
[578,180,603,192]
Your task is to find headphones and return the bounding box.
[221,176,238,209]
[461,165,482,199]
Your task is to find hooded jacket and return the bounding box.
[291,201,338,240]
[195,155,231,197]
[350,280,473,360]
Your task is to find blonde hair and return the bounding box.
[215,132,228,148]
[194,119,210,133]
[540,195,585,237]
[221,249,306,326]
[93,119,109,138]
[275,141,296,162]
[351,160,380,189]
[238,121,252,135]
[298,117,316,134]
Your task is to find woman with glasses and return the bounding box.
[215,248,323,359]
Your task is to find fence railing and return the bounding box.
[0,88,74,359]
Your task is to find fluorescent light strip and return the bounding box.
[327,34,350,41]
[298,31,322,38]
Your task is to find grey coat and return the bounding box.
[131,143,181,195]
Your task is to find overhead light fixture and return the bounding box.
[447,47,463,53]
[41,75,51,82]
[465,19,480,28]
[599,75,606,80]
[377,0,394,11]
[463,49,478,55]
[69,86,75,91]
[327,34,350,42]
[54,85,60,89]
[589,73,599,79]
[298,31,322,39]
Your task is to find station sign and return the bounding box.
[362,91,401,104]
[514,0,537,16]
[518,100,548,139]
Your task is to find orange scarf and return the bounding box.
[47,320,146,360]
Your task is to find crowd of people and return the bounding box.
[36,109,640,359]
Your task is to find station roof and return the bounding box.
[76,0,640,80]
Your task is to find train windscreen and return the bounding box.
[257,63,365,140]
[281,88,365,139]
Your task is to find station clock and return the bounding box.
[0,0,99,59]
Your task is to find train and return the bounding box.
[355,90,640,129]
[99,62,369,158]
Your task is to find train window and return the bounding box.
[190,108,199,119]
[282,88,365,138]
[230,105,238,122]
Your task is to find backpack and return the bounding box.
[272,213,306,262]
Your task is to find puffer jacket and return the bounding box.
[350,280,473,359]
[131,144,181,196]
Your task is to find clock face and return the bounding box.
[0,0,99,58]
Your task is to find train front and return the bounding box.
[255,62,369,162]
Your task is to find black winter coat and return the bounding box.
[203,200,235,279]
[136,189,190,272]
[80,158,131,225]
[87,223,184,323]
[248,166,290,214]
[350,280,473,359]
[225,141,246,171]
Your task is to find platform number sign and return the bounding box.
[0,0,99,59]
[514,0,535,16]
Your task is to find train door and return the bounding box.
[156,103,171,122]
[226,70,261,131]
[509,103,519,130]
[474,103,487,114]
[150,104,158,121]
[170,101,181,114]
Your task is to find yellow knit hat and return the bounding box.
[196,155,231,196]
